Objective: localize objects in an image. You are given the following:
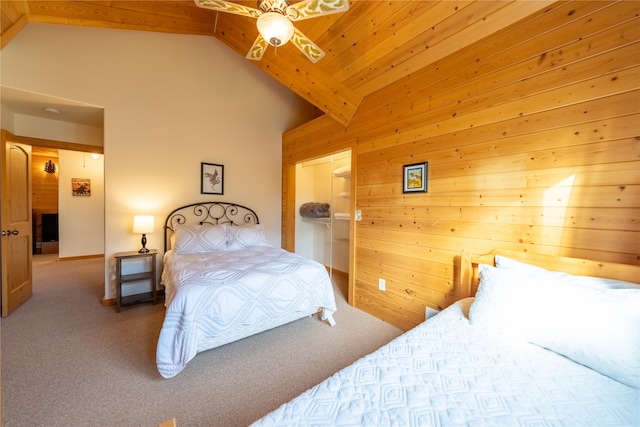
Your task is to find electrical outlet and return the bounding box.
[425,307,440,319]
[378,278,386,291]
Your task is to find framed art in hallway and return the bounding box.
[71,178,91,196]
[201,162,224,195]
[403,162,428,193]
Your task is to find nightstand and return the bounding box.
[114,250,158,312]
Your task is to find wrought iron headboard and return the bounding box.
[164,201,259,252]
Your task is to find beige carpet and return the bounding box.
[2,254,402,427]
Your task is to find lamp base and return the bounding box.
[139,233,149,253]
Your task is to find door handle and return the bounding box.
[2,229,19,236]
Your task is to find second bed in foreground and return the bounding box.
[251,251,640,426]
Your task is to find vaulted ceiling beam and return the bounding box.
[208,12,361,126]
[1,0,29,48]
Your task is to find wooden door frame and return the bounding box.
[1,130,33,316]
[4,133,104,155]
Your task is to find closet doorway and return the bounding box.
[295,150,352,284]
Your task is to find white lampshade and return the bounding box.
[133,215,154,234]
[257,12,294,47]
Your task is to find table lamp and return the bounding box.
[133,215,154,253]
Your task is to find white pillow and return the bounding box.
[172,224,228,254]
[495,255,640,290]
[226,224,269,250]
[470,263,640,388]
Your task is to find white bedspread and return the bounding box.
[252,298,640,426]
[157,246,337,378]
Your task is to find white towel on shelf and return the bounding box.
[334,212,350,220]
[333,166,351,177]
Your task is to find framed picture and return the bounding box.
[201,163,224,195]
[403,162,428,193]
[71,178,91,196]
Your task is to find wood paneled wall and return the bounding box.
[282,2,640,331]
[0,0,28,49]
[32,154,59,242]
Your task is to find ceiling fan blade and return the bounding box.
[286,0,349,21]
[291,28,325,63]
[195,0,261,18]
[246,35,269,61]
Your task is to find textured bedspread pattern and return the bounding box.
[157,246,337,378]
[252,298,639,426]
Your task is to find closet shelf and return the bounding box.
[301,217,331,224]
[334,213,350,221]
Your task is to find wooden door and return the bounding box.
[1,130,33,317]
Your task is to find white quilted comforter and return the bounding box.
[157,246,337,378]
[252,298,639,426]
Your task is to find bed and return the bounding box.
[251,250,640,426]
[156,202,337,379]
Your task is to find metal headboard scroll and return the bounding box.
[164,202,259,252]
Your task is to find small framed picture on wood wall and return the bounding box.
[201,162,224,195]
[403,162,428,193]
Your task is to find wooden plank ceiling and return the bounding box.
[1,0,555,126]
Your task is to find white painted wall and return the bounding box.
[58,150,105,258]
[1,104,15,133]
[295,162,327,262]
[1,23,314,300]
[14,113,103,146]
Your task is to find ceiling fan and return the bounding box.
[195,0,349,63]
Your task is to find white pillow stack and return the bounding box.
[173,224,228,254]
[469,256,640,389]
[495,255,640,290]
[226,224,269,250]
[172,223,269,254]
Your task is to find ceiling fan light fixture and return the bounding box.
[257,12,294,47]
